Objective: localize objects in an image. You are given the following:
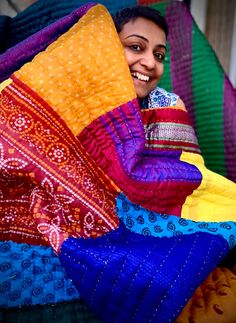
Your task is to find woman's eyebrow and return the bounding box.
[125,34,148,41]
[156,44,167,51]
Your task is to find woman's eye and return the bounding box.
[154,53,165,62]
[130,44,142,51]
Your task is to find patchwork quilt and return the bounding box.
[0,2,236,322]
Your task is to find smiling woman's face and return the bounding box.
[119,17,166,99]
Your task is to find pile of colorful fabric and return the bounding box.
[0,1,236,322]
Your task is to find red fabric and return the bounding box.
[0,76,119,252]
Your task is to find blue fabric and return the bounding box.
[0,241,79,307]
[141,86,179,109]
[117,193,236,249]
[59,222,229,323]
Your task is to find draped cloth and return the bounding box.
[0,2,236,322]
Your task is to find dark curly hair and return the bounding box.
[113,6,168,38]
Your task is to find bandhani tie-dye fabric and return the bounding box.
[0,2,236,323]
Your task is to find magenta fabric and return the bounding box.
[224,76,236,182]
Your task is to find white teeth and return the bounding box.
[131,72,150,82]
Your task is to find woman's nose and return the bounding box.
[140,52,156,70]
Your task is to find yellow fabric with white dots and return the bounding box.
[15,4,136,135]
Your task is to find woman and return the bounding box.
[113,6,186,109]
[1,3,235,323]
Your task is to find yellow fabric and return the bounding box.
[176,267,236,323]
[15,4,136,135]
[181,152,236,222]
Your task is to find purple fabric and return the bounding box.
[0,2,96,82]
[223,76,236,182]
[96,101,201,182]
[166,2,196,128]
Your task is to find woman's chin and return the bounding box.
[132,79,154,100]
[135,88,150,100]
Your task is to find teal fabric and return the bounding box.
[0,0,136,53]
[0,299,101,323]
[117,193,236,249]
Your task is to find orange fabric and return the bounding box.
[176,267,236,323]
[15,4,136,136]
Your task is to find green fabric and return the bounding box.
[192,20,226,176]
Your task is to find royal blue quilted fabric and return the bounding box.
[59,223,229,322]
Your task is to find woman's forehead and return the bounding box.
[119,17,166,44]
